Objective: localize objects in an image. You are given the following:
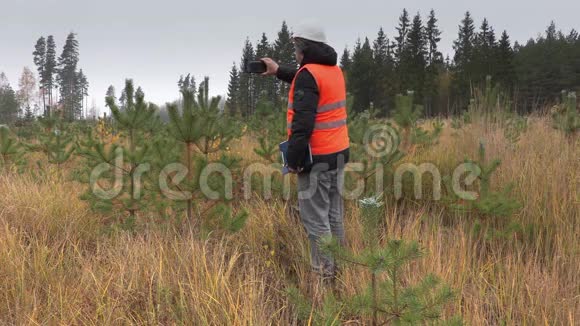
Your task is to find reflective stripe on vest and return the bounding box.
[287,64,350,156]
[287,100,347,113]
[287,118,347,130]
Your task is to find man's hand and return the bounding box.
[260,58,279,76]
[287,166,303,174]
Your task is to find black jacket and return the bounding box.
[276,42,349,172]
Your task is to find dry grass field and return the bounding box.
[0,115,578,325]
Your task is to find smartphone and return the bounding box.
[245,60,267,74]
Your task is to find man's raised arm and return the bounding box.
[261,58,297,84]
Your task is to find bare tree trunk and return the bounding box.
[186,142,193,223]
[42,87,46,116]
[38,89,43,116]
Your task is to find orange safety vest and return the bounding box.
[287,64,349,155]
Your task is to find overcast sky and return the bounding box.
[1,0,578,115]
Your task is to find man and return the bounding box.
[260,23,350,282]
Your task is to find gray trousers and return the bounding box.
[297,168,345,277]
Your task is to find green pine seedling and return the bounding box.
[298,196,461,325]
[252,100,286,163]
[286,286,344,326]
[348,109,406,197]
[504,114,528,146]
[77,140,152,221]
[393,92,423,150]
[76,79,159,223]
[202,203,248,237]
[443,141,521,237]
[254,136,279,163]
[450,116,463,131]
[191,77,241,156]
[552,91,579,139]
[451,111,472,137]
[467,76,512,125]
[44,129,75,166]
[465,142,521,217]
[165,77,246,233]
[392,92,442,151]
[107,79,157,151]
[412,118,444,148]
[27,118,75,171]
[146,132,183,220]
[166,86,207,221]
[0,125,26,173]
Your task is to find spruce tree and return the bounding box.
[453,12,476,72]
[451,12,476,111]
[273,21,296,66]
[425,10,442,67]
[0,74,19,124]
[496,31,515,90]
[372,28,395,115]
[545,21,557,41]
[394,9,410,64]
[349,38,375,113]
[472,18,497,84]
[514,22,580,112]
[226,63,240,116]
[400,13,427,103]
[339,47,352,72]
[566,29,579,42]
[23,106,35,123]
[273,21,296,104]
[76,69,89,118]
[238,38,255,117]
[254,33,273,103]
[105,85,116,113]
[424,9,443,116]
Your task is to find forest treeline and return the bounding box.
[226,10,580,117]
[1,10,579,124]
[0,33,88,124]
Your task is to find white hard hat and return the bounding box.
[293,22,327,43]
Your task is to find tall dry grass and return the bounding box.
[0,116,578,325]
